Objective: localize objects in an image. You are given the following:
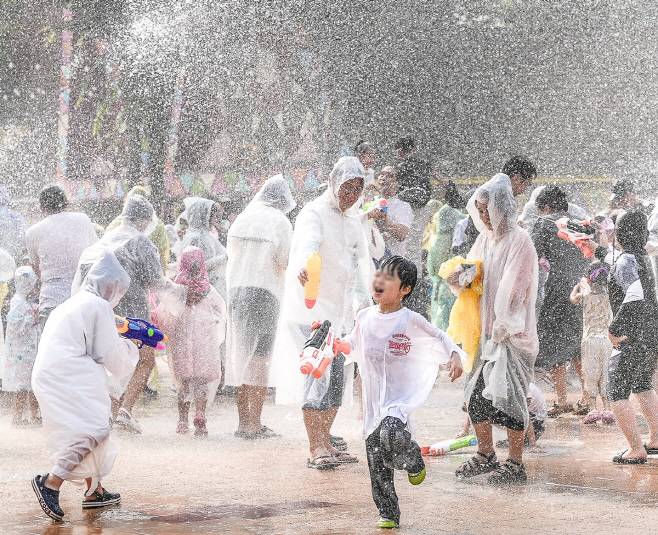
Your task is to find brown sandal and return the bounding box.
[547,403,574,418]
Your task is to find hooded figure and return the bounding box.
[105,186,170,272]
[74,195,168,321]
[3,266,39,392]
[32,250,139,500]
[181,198,228,299]
[273,157,371,407]
[462,173,539,429]
[0,186,27,260]
[225,175,295,392]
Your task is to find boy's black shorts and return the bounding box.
[468,373,525,431]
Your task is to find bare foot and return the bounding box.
[622,448,648,461]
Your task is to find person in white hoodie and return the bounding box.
[31,250,139,521]
[273,156,371,469]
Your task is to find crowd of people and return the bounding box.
[2,137,658,528]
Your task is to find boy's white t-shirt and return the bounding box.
[345,306,466,439]
[527,382,547,420]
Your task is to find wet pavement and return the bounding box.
[2,361,658,534]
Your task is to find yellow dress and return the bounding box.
[438,257,483,373]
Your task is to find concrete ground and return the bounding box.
[2,360,658,535]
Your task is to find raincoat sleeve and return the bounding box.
[6,297,37,336]
[412,312,466,365]
[343,309,365,366]
[210,288,227,346]
[491,235,538,343]
[292,207,323,270]
[87,304,139,379]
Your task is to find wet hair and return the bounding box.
[535,185,568,213]
[354,140,374,155]
[587,261,609,287]
[615,209,649,255]
[210,202,223,222]
[394,136,416,154]
[379,255,417,301]
[502,156,537,183]
[612,178,635,198]
[445,180,465,209]
[39,185,68,214]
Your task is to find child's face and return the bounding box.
[372,268,411,305]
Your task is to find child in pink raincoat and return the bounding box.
[156,246,226,436]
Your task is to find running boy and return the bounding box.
[344,256,465,529]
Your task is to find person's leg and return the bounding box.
[473,421,495,456]
[194,382,208,416]
[571,357,587,407]
[506,428,525,464]
[44,473,64,491]
[235,386,250,434]
[366,427,400,524]
[120,346,155,413]
[303,408,334,465]
[28,392,40,421]
[636,390,658,449]
[246,384,268,432]
[13,392,26,424]
[611,399,646,459]
[550,362,569,406]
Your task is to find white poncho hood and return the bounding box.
[80,249,131,308]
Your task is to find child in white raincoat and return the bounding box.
[3,266,40,425]
[31,250,139,521]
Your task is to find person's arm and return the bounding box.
[379,216,410,241]
[26,232,40,280]
[608,256,644,348]
[570,282,583,305]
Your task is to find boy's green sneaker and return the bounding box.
[408,467,426,485]
[376,517,399,529]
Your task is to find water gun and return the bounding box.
[304,252,322,309]
[299,320,351,379]
[115,315,168,350]
[421,435,478,456]
[555,217,596,258]
[363,197,388,214]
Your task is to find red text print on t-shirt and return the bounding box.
[388,334,411,356]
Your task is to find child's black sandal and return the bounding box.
[487,458,527,485]
[455,451,499,479]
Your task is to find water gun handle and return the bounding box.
[312,355,333,378]
[579,241,593,258]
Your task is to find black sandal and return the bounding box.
[455,451,499,480]
[488,459,527,485]
[613,450,647,464]
[644,444,658,455]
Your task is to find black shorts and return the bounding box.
[228,287,279,356]
[607,344,658,402]
[468,373,526,431]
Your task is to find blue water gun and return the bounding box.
[115,316,168,349]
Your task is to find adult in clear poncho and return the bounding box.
[273,156,371,468]
[0,186,27,260]
[73,195,175,433]
[31,250,139,520]
[427,181,466,329]
[450,173,538,485]
[225,175,295,438]
[181,197,228,299]
[105,186,170,272]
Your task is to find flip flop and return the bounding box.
[245,426,280,440]
[307,455,340,470]
[644,444,658,455]
[331,452,359,464]
[613,450,647,464]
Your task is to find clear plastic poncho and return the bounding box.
[273,156,371,405]
[32,250,139,492]
[463,173,539,428]
[224,176,295,388]
[181,198,228,299]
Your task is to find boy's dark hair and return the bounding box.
[394,136,416,154]
[536,185,568,213]
[354,140,374,155]
[379,255,417,301]
[39,185,68,214]
[502,156,537,183]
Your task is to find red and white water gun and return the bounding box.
[299,320,351,379]
[555,217,596,258]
